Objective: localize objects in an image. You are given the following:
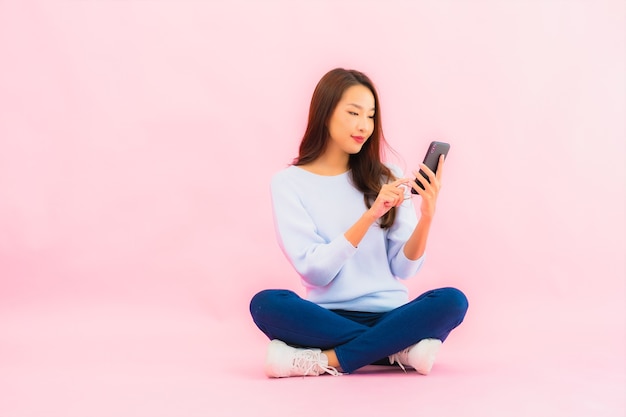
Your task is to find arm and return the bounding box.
[271,174,358,287]
[403,215,433,261]
[403,154,445,260]
[343,177,408,247]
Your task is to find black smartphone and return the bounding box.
[411,141,450,194]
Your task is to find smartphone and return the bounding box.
[411,141,450,194]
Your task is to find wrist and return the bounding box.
[419,213,434,223]
[363,209,379,223]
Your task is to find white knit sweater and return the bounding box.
[270,165,425,312]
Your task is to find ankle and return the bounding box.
[322,350,341,369]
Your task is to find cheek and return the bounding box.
[330,114,349,131]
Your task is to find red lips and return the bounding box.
[352,136,365,144]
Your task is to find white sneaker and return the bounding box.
[389,338,442,375]
[265,340,342,378]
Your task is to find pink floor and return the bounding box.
[1,296,623,417]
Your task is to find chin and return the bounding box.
[349,144,366,154]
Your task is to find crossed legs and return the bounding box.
[250,287,468,374]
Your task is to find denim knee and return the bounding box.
[439,287,469,322]
[249,289,296,321]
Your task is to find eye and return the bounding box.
[348,111,359,116]
[368,115,375,119]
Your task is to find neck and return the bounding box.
[300,149,350,176]
[317,151,349,171]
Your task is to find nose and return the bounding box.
[357,116,368,132]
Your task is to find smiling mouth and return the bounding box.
[352,136,365,143]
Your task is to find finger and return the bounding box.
[382,188,405,207]
[381,191,402,207]
[412,170,437,196]
[382,197,396,208]
[413,169,432,191]
[390,190,404,206]
[384,182,406,196]
[418,164,434,181]
[389,178,410,188]
[397,180,413,195]
[435,154,445,180]
[408,178,425,196]
[417,165,442,193]
[394,186,407,203]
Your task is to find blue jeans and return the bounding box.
[249,287,468,373]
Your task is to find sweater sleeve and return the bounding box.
[270,174,358,288]
[385,165,425,279]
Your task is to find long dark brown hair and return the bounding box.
[294,68,397,228]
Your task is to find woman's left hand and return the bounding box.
[409,154,444,220]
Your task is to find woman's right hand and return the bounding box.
[367,178,408,220]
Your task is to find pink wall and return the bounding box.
[1,0,624,325]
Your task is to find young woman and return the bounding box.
[249,68,468,377]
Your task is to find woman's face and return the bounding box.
[326,84,375,157]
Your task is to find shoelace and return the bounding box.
[388,349,409,373]
[293,350,343,376]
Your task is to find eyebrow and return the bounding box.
[347,103,376,111]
